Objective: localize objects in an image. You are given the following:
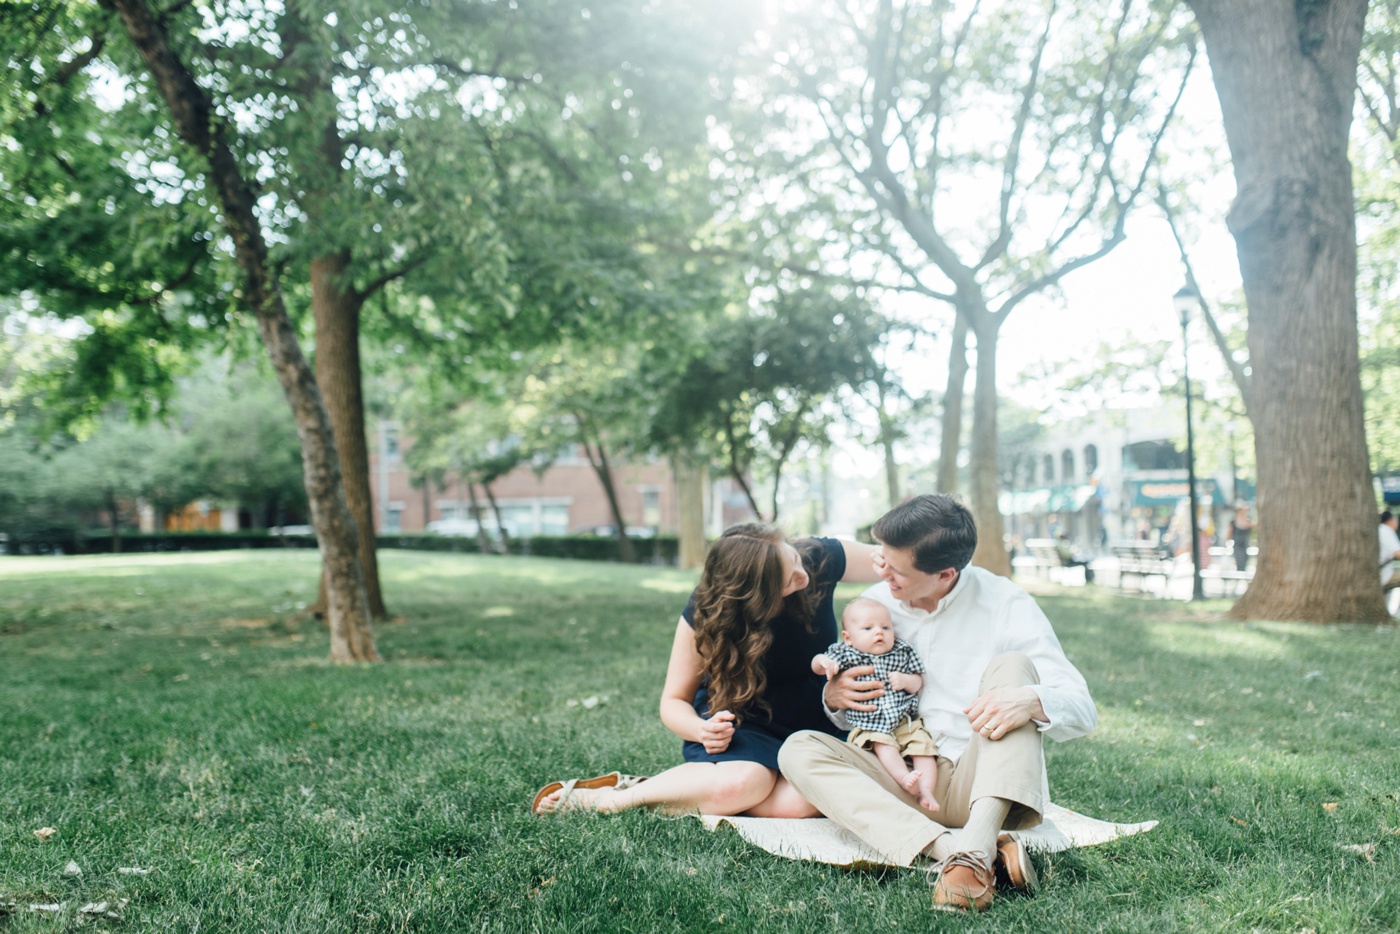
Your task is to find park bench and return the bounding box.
[1020,538,1092,585]
[1201,544,1257,597]
[1111,541,1174,593]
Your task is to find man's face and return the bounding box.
[878,544,957,609]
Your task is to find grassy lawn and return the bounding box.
[1,550,1398,932]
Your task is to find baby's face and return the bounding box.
[842,604,895,655]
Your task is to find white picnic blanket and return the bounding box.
[697,803,1156,869]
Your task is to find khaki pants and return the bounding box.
[778,652,1047,867]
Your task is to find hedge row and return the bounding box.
[1,530,680,565]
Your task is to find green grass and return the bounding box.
[1,551,1398,932]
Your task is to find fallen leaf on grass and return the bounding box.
[63,861,82,877]
[1229,816,1249,827]
[32,827,56,842]
[78,899,128,920]
[117,867,151,875]
[1338,843,1377,862]
[1323,802,1339,812]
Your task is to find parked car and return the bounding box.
[425,518,513,538]
[268,525,314,536]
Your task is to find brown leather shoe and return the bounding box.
[931,850,995,911]
[995,833,1039,893]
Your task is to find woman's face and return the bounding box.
[778,543,810,597]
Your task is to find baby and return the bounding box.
[811,597,940,812]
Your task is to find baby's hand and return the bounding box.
[888,671,919,694]
[821,657,840,680]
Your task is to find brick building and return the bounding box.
[366,420,751,536]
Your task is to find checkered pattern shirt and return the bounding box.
[822,638,924,735]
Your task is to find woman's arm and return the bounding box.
[659,618,735,752]
[838,539,884,583]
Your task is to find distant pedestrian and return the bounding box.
[1381,511,1400,617]
[1228,505,1254,573]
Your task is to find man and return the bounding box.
[779,494,1097,912]
[1381,510,1400,617]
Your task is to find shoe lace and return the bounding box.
[929,849,992,886]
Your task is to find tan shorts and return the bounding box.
[848,716,939,759]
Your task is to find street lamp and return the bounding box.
[1174,284,1206,601]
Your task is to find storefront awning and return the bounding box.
[1127,478,1225,508]
[999,489,1051,515]
[999,485,1097,515]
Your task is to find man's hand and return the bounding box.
[964,686,1046,741]
[824,664,884,712]
[698,710,736,754]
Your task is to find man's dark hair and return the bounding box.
[1384,510,1396,525]
[872,494,978,574]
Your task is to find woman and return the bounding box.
[532,523,883,817]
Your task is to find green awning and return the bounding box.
[1128,478,1223,507]
[1000,485,1096,515]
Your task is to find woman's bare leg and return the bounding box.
[537,761,778,816]
[742,776,821,818]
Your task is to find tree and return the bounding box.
[97,0,379,660]
[1185,0,1388,621]
[1352,0,1400,478]
[731,0,1194,573]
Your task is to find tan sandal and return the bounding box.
[530,771,648,814]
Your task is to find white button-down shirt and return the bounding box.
[827,566,1097,774]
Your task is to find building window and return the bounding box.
[540,505,570,535]
[386,507,403,533]
[640,486,662,527]
[1043,454,1055,484]
[1083,444,1099,479]
[383,424,400,462]
[1062,449,1075,482]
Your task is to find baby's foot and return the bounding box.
[899,770,923,796]
[919,793,941,813]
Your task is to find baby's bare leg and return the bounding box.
[909,754,939,812]
[871,741,921,796]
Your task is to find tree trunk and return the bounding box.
[875,379,901,508]
[968,327,1011,576]
[722,411,765,521]
[106,0,380,660]
[580,435,637,563]
[311,249,389,619]
[466,481,494,554]
[107,490,121,554]
[767,404,810,522]
[481,482,511,555]
[937,314,970,493]
[673,454,707,569]
[1188,0,1388,622]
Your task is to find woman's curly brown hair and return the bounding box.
[691,523,824,724]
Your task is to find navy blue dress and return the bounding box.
[680,537,848,771]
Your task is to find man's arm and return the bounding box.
[976,592,1097,742]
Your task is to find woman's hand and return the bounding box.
[699,710,736,754]
[824,664,884,712]
[964,686,1046,741]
